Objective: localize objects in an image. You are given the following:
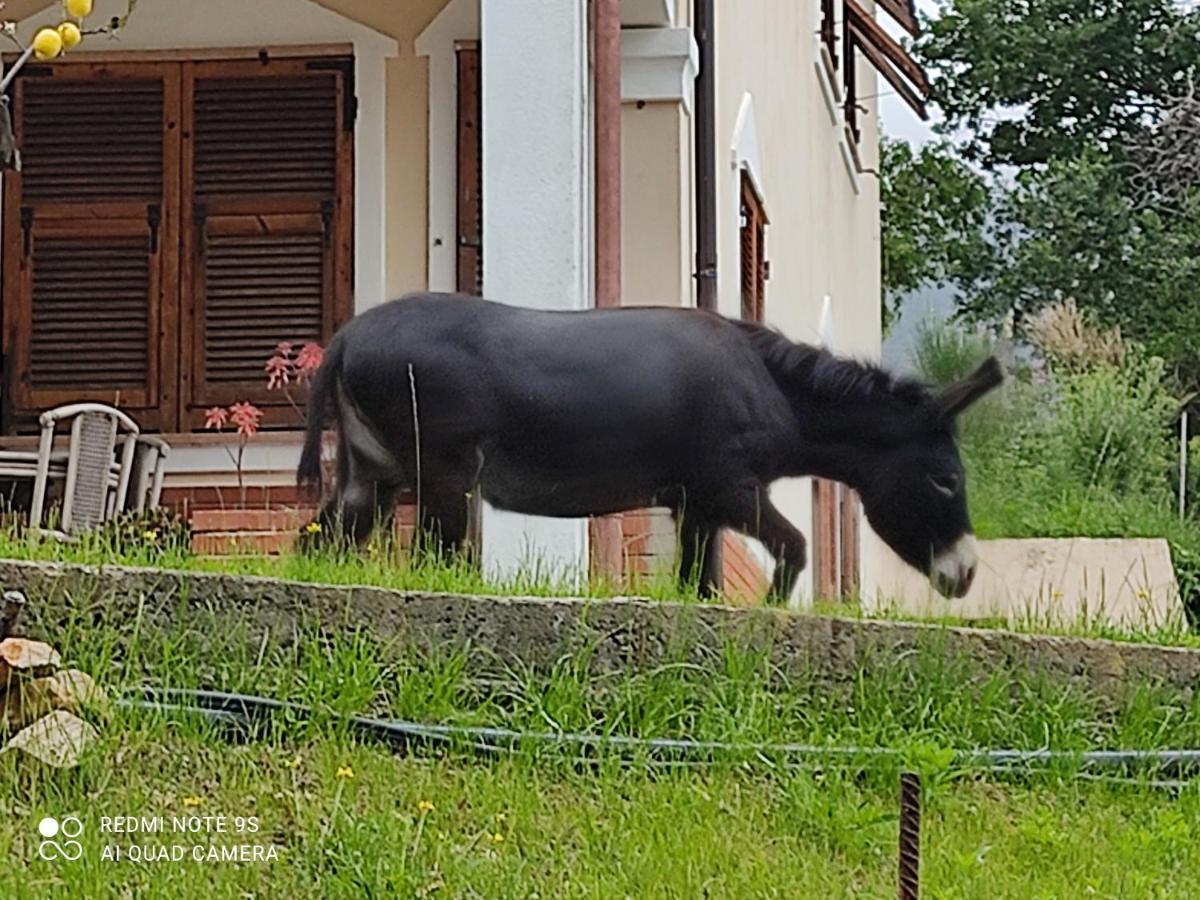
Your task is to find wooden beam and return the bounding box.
[590,0,624,584]
[844,0,929,96]
[875,0,920,38]
[850,28,929,120]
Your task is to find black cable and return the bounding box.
[117,687,1200,780]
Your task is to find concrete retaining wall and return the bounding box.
[1,559,1198,706]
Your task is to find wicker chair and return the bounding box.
[127,434,171,513]
[29,403,140,537]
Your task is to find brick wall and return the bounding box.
[720,532,770,606]
[615,508,769,605]
[188,501,420,557]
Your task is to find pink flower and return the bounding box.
[265,354,291,390]
[229,402,263,439]
[204,407,229,430]
[294,343,325,383]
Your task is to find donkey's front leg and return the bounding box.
[712,484,807,605]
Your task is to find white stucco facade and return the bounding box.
[478,0,592,583]
[707,0,884,606]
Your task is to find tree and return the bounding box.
[879,138,992,330]
[919,0,1200,168]
[882,0,1200,386]
[956,149,1200,384]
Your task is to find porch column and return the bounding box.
[480,0,591,584]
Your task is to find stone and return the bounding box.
[1,669,105,734]
[0,637,61,685]
[0,558,1198,710]
[3,710,98,768]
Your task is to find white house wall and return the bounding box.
[714,0,884,605]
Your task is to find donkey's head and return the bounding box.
[855,357,1004,599]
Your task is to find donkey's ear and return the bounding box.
[937,356,1004,419]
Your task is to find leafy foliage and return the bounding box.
[954,150,1200,385]
[884,1,1200,389]
[880,138,992,328]
[919,0,1200,168]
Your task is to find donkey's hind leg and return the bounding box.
[306,478,397,549]
[675,508,722,598]
[302,420,400,551]
[413,462,478,562]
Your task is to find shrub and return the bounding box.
[911,316,1200,622]
[1024,298,1125,372]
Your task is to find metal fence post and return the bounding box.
[1181,411,1190,521]
[899,772,921,900]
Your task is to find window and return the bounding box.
[819,0,839,71]
[818,1,927,146]
[2,53,354,433]
[739,172,767,323]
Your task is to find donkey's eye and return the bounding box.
[928,473,960,498]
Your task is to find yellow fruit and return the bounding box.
[57,21,82,50]
[32,27,63,61]
[64,0,93,18]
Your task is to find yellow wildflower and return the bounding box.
[182,795,203,808]
[306,521,323,534]
[336,765,354,780]
[490,832,505,844]
[143,530,158,542]
[417,800,435,813]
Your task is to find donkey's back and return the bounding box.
[306,292,792,519]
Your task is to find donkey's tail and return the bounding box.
[297,335,344,494]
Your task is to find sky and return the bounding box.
[878,0,942,144]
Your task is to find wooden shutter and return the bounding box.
[812,478,839,599]
[813,480,861,600]
[456,44,482,296]
[739,172,767,323]
[2,63,179,431]
[839,485,860,596]
[181,57,352,429]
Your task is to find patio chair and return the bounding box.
[126,435,171,513]
[29,403,140,537]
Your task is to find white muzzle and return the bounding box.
[931,534,978,599]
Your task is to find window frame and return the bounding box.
[738,170,768,324]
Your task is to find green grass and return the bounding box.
[0,523,711,605]
[4,607,1200,899]
[6,722,1200,899]
[3,520,1200,650]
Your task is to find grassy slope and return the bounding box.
[4,608,1200,898]
[4,723,1200,899]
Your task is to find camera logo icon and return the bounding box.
[37,816,84,861]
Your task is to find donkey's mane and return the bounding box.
[735,320,935,411]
